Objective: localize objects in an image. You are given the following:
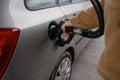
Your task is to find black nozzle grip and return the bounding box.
[56,28,74,47]
[65,27,75,33]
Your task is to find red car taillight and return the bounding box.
[0,28,20,79]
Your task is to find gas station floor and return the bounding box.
[71,36,105,80]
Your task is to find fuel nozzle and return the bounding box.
[65,26,104,38]
[65,27,82,35]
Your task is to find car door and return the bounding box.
[59,0,91,56]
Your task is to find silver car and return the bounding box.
[0,0,91,80]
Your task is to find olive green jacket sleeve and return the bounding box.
[70,0,104,29]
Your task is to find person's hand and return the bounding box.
[61,21,74,36]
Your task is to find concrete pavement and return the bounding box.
[71,36,105,80]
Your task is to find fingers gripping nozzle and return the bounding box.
[56,21,74,47]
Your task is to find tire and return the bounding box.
[50,51,72,80]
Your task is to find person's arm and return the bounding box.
[70,0,104,29]
[70,7,99,29]
[62,0,104,35]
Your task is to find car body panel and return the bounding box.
[1,0,91,80]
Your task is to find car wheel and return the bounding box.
[50,51,72,80]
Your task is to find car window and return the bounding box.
[59,0,71,5]
[25,0,56,10]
